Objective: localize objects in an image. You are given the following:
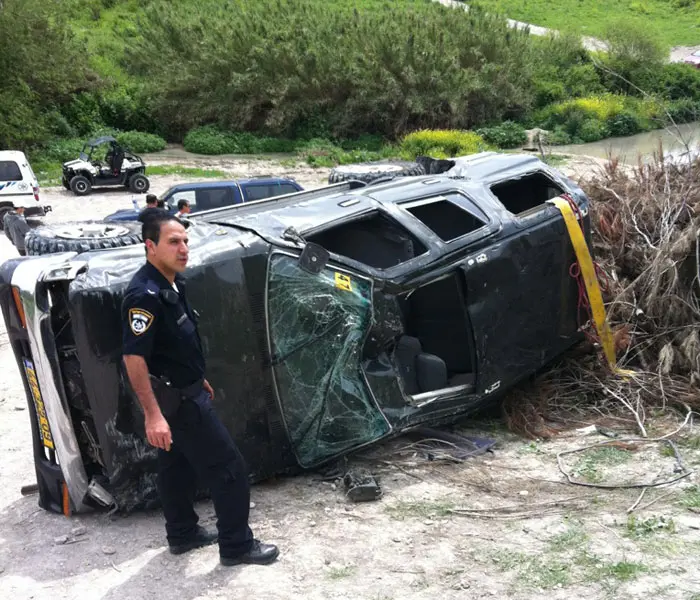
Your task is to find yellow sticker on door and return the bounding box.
[334,272,353,292]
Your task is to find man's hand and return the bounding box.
[203,379,215,399]
[145,412,172,451]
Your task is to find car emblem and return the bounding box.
[129,308,154,335]
[18,182,28,191]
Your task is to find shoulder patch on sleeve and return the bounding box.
[129,307,155,335]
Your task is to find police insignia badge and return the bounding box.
[129,308,154,335]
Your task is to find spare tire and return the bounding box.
[328,160,426,184]
[26,221,143,256]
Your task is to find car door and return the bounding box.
[266,251,391,468]
[459,174,580,396]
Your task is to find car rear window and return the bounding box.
[0,161,22,181]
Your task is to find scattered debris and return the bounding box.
[54,535,69,545]
[71,525,87,537]
[102,546,116,555]
[343,470,382,502]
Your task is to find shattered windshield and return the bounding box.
[267,253,390,467]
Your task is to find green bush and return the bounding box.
[99,86,161,134]
[124,0,537,137]
[183,126,232,154]
[652,63,700,101]
[600,19,667,95]
[666,98,700,124]
[605,111,643,137]
[476,121,527,149]
[400,130,491,158]
[544,128,573,146]
[32,138,85,163]
[115,130,166,153]
[183,126,296,154]
[578,119,609,143]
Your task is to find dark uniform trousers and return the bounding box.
[158,387,254,558]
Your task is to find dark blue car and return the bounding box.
[104,177,303,222]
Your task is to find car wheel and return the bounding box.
[70,175,92,196]
[128,174,150,193]
[328,160,426,184]
[25,221,143,256]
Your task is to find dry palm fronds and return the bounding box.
[504,145,700,437]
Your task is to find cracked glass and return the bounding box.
[267,253,390,467]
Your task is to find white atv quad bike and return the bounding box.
[61,136,150,196]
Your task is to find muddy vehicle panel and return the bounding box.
[0,153,592,515]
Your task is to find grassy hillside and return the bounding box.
[478,0,700,47]
[3,0,700,161]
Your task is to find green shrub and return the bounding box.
[99,86,161,134]
[115,130,166,153]
[183,126,232,154]
[666,98,700,124]
[605,111,643,137]
[183,126,297,154]
[476,121,527,149]
[600,19,667,95]
[545,128,573,146]
[653,63,700,101]
[578,119,609,143]
[32,138,85,163]
[124,0,537,137]
[400,130,491,158]
[61,93,104,136]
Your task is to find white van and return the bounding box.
[0,150,49,230]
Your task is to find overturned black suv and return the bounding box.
[1,152,592,515]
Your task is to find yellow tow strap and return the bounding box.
[547,197,633,377]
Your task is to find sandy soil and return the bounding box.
[1,156,699,600]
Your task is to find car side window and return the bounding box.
[0,161,22,181]
[305,210,428,270]
[170,190,197,212]
[195,187,232,211]
[490,172,565,216]
[400,194,488,242]
[244,183,296,202]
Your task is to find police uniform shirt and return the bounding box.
[122,262,205,388]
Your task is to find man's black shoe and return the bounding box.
[168,525,218,555]
[220,540,279,566]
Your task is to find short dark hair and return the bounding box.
[142,213,184,249]
[145,194,158,206]
[177,199,190,211]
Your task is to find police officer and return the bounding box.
[121,212,278,566]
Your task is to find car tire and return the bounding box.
[328,160,426,184]
[128,174,150,193]
[70,175,92,196]
[25,221,143,256]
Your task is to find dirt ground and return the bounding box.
[1,155,699,600]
